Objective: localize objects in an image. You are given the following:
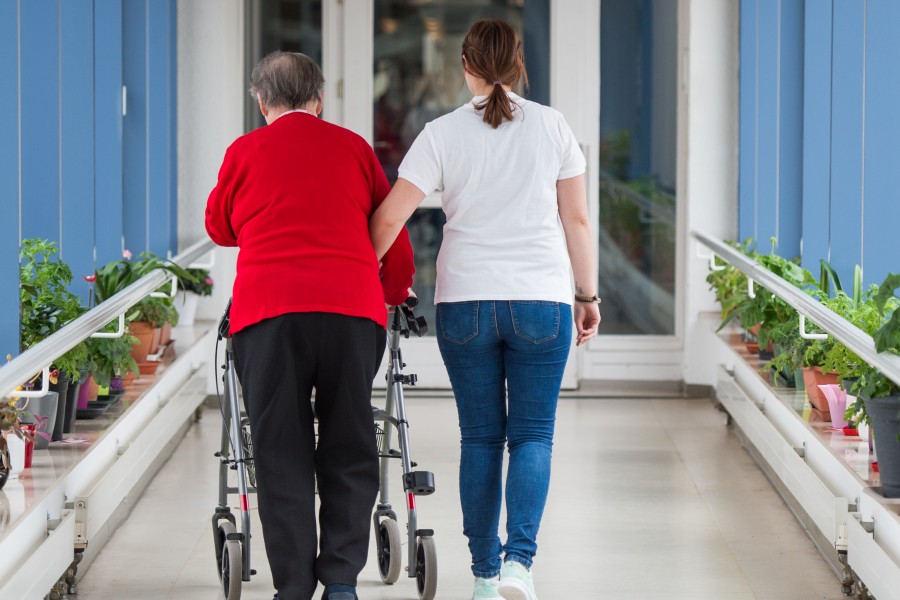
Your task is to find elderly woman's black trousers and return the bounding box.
[233,311,385,600]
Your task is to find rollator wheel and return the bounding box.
[240,417,256,488]
[415,536,437,600]
[218,521,242,600]
[377,518,402,584]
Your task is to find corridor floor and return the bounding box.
[76,395,845,599]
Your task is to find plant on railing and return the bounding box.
[177,267,214,297]
[19,239,91,379]
[93,250,193,321]
[85,320,140,389]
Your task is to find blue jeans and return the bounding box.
[436,300,572,578]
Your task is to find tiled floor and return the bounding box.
[76,395,845,599]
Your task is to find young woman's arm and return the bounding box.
[557,174,601,346]
[370,178,427,260]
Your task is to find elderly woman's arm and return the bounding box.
[205,145,240,247]
[370,178,427,261]
[558,174,601,346]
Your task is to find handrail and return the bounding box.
[693,230,900,389]
[1,238,216,398]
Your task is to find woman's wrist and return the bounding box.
[574,293,601,304]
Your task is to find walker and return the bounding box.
[372,297,438,600]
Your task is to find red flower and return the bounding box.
[205,277,214,285]
[83,274,97,283]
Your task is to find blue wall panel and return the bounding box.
[863,1,900,287]
[19,0,60,245]
[60,0,96,301]
[828,0,865,287]
[148,0,169,258]
[801,0,833,276]
[94,0,124,268]
[0,1,20,355]
[755,0,779,254]
[738,0,758,243]
[776,0,804,260]
[123,0,148,255]
[168,0,178,253]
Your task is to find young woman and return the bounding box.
[369,19,601,600]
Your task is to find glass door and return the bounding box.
[370,0,552,387]
[247,0,559,388]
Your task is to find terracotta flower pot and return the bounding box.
[129,321,156,364]
[138,361,160,375]
[159,323,172,347]
[802,367,839,415]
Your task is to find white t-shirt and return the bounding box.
[398,92,586,304]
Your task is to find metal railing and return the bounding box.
[1,239,216,398]
[693,230,900,389]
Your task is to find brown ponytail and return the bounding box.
[462,19,529,129]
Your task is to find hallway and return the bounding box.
[76,394,843,600]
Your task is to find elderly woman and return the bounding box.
[205,51,414,600]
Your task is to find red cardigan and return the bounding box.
[205,112,414,333]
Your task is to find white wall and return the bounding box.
[680,0,740,385]
[177,0,244,323]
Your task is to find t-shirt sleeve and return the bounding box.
[557,113,586,180]
[398,124,443,195]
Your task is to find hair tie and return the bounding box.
[493,81,501,86]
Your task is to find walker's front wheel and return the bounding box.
[218,521,242,600]
[377,518,402,584]
[415,536,437,600]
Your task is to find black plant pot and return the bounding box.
[49,375,71,442]
[864,395,900,498]
[63,375,85,434]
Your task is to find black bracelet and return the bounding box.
[574,294,601,304]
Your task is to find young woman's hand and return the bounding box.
[573,301,601,346]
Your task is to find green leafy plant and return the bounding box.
[85,321,140,388]
[177,267,214,297]
[19,239,90,378]
[873,272,900,354]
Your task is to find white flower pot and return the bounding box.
[175,290,201,326]
[5,434,25,479]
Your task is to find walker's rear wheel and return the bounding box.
[415,536,437,600]
[218,521,242,600]
[377,518,402,584]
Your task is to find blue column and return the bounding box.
[60,0,97,300]
[123,0,148,255]
[20,0,60,245]
[168,0,179,253]
[522,0,550,107]
[0,1,20,355]
[755,0,779,255]
[828,0,865,286]
[148,0,169,258]
[738,0,758,244]
[801,0,833,275]
[862,0,900,287]
[775,0,804,260]
[94,0,125,268]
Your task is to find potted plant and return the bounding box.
[19,239,93,441]
[84,323,140,397]
[175,267,214,327]
[858,272,900,498]
[92,251,194,365]
[0,394,31,489]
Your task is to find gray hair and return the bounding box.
[249,51,324,109]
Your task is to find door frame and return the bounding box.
[319,0,686,387]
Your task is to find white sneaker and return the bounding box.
[473,576,503,600]
[498,561,538,600]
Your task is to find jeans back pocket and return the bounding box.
[509,301,560,344]
[437,302,480,345]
